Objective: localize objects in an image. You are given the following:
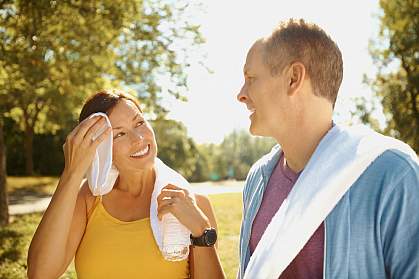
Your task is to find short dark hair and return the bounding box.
[79,89,142,123]
[262,18,343,106]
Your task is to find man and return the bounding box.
[236,19,419,279]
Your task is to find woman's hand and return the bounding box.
[157,184,211,237]
[62,115,111,180]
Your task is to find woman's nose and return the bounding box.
[130,130,144,142]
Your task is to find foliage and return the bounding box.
[361,0,419,151]
[203,130,276,180]
[0,0,203,174]
[152,118,200,179]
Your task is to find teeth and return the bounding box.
[130,145,150,157]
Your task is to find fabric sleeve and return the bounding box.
[380,162,419,278]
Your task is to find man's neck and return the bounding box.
[276,119,333,173]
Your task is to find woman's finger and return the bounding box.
[91,127,112,148]
[157,198,174,210]
[163,184,183,190]
[157,189,185,202]
[163,184,190,196]
[157,203,176,220]
[73,116,104,143]
[84,119,110,146]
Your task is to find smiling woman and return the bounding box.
[27,90,225,279]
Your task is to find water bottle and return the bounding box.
[161,213,190,261]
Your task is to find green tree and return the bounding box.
[152,118,200,179]
[0,117,8,226]
[0,0,202,224]
[362,0,418,151]
[211,130,276,180]
[0,0,203,175]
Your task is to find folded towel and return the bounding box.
[86,112,191,252]
[244,124,418,279]
[86,113,117,196]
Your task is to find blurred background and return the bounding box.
[0,0,417,278]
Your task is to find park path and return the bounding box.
[9,180,244,215]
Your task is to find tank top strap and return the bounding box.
[87,195,103,219]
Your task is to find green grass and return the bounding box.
[1,191,242,279]
[0,213,76,279]
[209,193,242,279]
[7,176,59,197]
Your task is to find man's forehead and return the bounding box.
[244,41,264,72]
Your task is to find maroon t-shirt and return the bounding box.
[249,152,324,279]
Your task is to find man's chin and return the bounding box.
[249,124,271,137]
[249,125,262,137]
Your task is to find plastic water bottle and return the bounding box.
[161,213,190,261]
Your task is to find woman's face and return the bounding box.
[108,99,157,171]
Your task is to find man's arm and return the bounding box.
[380,162,419,278]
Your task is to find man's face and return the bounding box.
[237,41,289,137]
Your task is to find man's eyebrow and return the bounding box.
[112,114,141,130]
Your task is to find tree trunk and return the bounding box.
[24,125,34,175]
[0,118,9,225]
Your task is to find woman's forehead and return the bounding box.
[109,99,142,123]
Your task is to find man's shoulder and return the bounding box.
[353,149,418,197]
[368,149,418,178]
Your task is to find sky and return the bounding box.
[165,0,383,144]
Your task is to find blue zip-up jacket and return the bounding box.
[238,145,419,278]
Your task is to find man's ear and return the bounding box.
[287,62,306,96]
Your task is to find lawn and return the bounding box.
[7,176,59,205]
[1,189,242,279]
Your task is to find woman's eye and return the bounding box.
[114,132,125,139]
[136,121,145,127]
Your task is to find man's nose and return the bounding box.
[237,85,248,103]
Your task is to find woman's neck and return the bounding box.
[114,167,156,197]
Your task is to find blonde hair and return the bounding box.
[263,18,343,106]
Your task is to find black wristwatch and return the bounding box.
[190,228,217,247]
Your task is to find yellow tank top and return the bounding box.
[75,197,189,279]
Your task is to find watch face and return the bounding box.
[204,229,217,246]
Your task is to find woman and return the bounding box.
[27,90,225,279]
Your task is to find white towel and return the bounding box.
[86,112,117,196]
[244,124,418,279]
[86,112,192,251]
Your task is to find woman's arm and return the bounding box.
[27,115,110,279]
[157,185,225,279]
[189,194,225,279]
[27,177,88,279]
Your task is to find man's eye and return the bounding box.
[136,121,145,127]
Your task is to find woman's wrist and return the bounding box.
[60,169,84,189]
[190,216,211,237]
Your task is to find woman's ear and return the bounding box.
[287,62,306,96]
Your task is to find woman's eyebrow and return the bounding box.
[112,113,141,130]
